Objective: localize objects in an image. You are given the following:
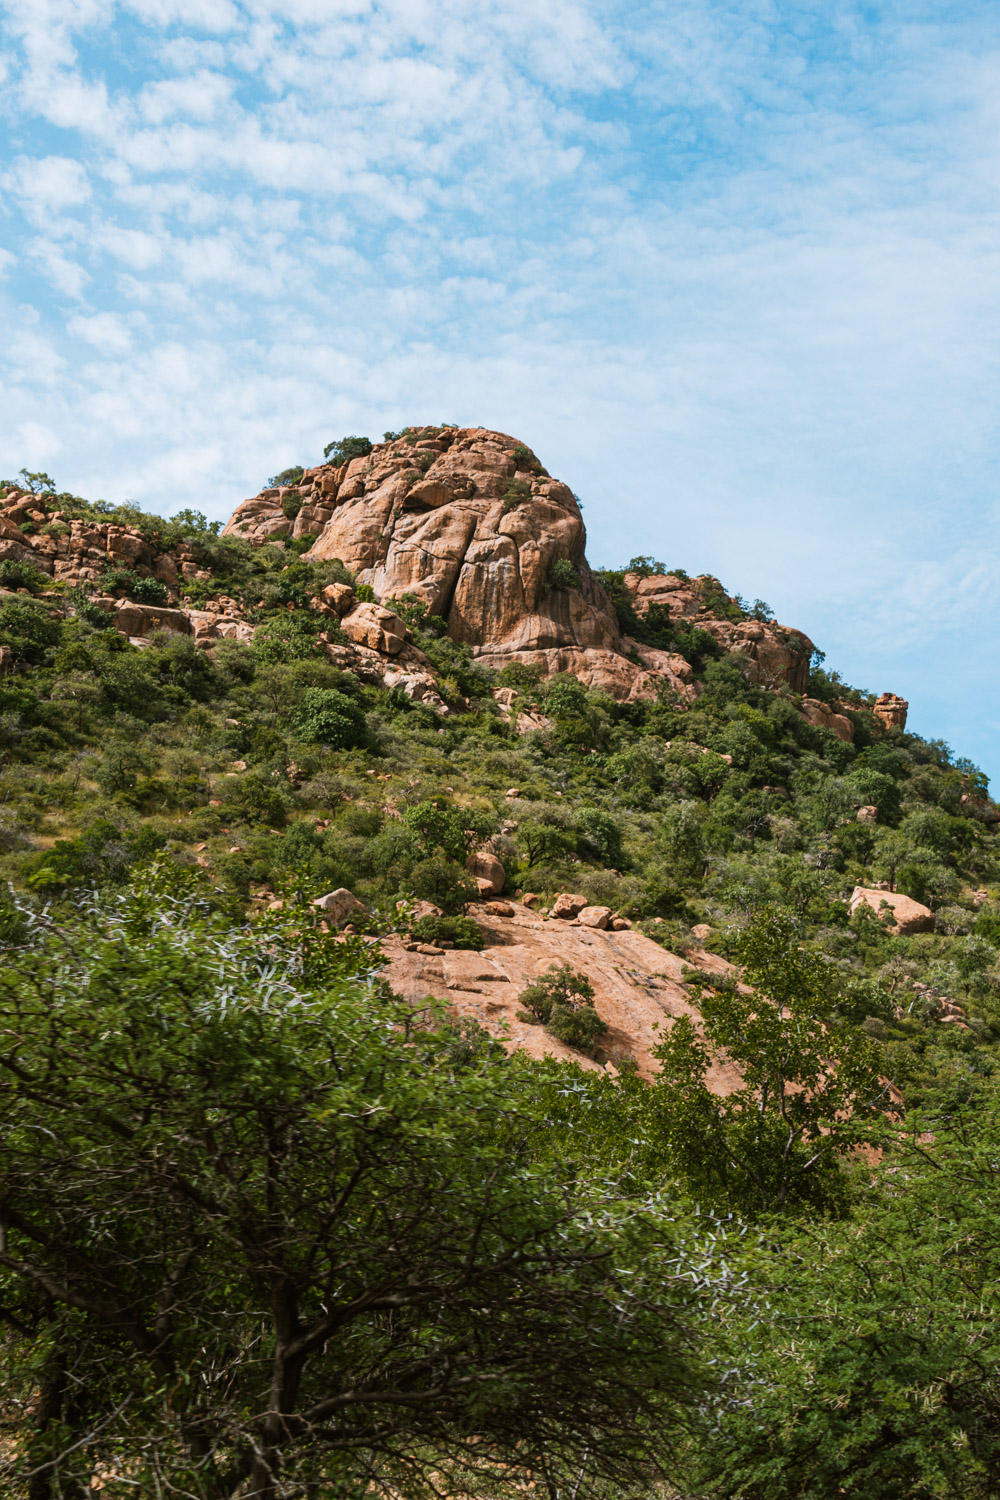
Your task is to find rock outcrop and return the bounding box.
[379,898,743,1084]
[222,428,821,703]
[873,693,908,730]
[0,430,909,729]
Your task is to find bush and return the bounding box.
[500,478,532,514]
[281,490,303,520]
[547,558,581,591]
[252,613,322,663]
[0,559,42,593]
[268,465,304,488]
[0,597,62,664]
[410,914,484,949]
[408,857,478,914]
[292,687,367,748]
[323,435,373,466]
[548,1002,609,1052]
[98,567,168,606]
[517,963,608,1053]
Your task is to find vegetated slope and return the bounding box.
[7,434,1000,1500]
[0,429,998,1102]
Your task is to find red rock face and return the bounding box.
[223,428,819,702]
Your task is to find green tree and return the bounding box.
[0,873,709,1499]
[646,908,894,1215]
[518,963,608,1054]
[691,1099,1000,1499]
[322,435,372,465]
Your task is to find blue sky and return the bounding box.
[1,1,999,780]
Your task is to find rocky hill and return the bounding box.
[0,427,897,734]
[0,427,996,1086]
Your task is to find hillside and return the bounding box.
[4,428,1000,1497]
[0,424,997,1098]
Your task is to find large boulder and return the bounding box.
[849,886,934,935]
[465,849,505,895]
[550,893,589,921]
[340,602,406,655]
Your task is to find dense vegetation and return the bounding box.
[2,474,1000,1496]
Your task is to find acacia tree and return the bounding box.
[0,869,712,1499]
[690,1102,1000,1499]
[646,908,896,1216]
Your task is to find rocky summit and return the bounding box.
[222,425,817,705]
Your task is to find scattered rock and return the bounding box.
[691,923,713,940]
[576,905,611,930]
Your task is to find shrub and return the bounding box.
[548,1003,609,1052]
[281,490,303,520]
[293,687,367,749]
[547,558,581,591]
[0,598,62,664]
[517,963,608,1053]
[268,465,304,488]
[323,435,373,466]
[408,857,478,914]
[252,613,322,663]
[0,559,42,593]
[98,567,168,606]
[355,583,376,602]
[518,962,595,1023]
[500,478,532,514]
[409,914,484,949]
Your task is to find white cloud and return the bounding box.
[66,309,133,352]
[25,237,89,296]
[4,154,91,219]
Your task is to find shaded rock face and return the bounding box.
[799,697,855,743]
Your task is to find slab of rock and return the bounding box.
[377,900,745,1085]
[340,602,406,655]
[576,905,611,929]
[313,888,368,928]
[112,601,193,637]
[550,892,589,920]
[465,849,505,895]
[856,805,878,823]
[849,886,934,935]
